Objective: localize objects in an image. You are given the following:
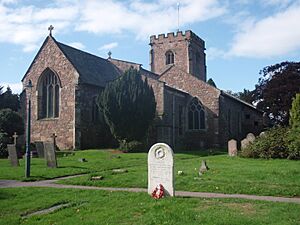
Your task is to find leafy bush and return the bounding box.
[287,128,300,160]
[119,140,145,152]
[0,108,24,136]
[287,94,300,159]
[241,127,290,159]
[0,132,9,158]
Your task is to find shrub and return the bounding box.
[0,108,24,136]
[0,132,9,158]
[119,140,145,152]
[240,127,290,159]
[287,128,300,160]
[98,68,156,145]
[287,93,300,159]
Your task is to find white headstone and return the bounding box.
[228,139,238,156]
[148,143,174,197]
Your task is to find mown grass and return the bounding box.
[0,187,299,225]
[1,149,300,197]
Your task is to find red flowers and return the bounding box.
[151,184,164,199]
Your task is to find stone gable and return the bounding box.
[22,36,79,149]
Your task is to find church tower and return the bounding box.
[149,30,206,81]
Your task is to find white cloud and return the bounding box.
[0,82,22,94]
[0,2,78,52]
[99,42,118,51]
[68,42,85,50]
[229,2,300,58]
[0,0,226,52]
[206,47,226,60]
[75,0,226,40]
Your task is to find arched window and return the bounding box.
[165,50,174,65]
[38,68,60,119]
[188,98,205,130]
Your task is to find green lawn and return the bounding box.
[1,149,300,197]
[0,187,299,225]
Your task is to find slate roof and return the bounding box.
[21,35,122,87]
[56,41,122,87]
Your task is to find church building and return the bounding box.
[21,29,263,150]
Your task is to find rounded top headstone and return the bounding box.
[148,143,174,164]
[246,133,256,142]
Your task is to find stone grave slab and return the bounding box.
[228,139,238,156]
[7,144,19,167]
[35,142,45,158]
[44,142,57,168]
[148,143,174,197]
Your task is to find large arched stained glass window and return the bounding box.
[38,68,60,119]
[165,50,174,65]
[188,98,205,130]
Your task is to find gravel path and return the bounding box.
[0,176,299,204]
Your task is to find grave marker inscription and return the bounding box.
[148,143,174,197]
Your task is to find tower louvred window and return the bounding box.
[165,51,174,65]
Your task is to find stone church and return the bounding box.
[21,29,263,150]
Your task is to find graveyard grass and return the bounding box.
[1,187,299,225]
[0,149,299,197]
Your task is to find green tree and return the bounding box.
[98,68,156,145]
[207,78,217,87]
[254,61,300,126]
[287,93,300,159]
[289,93,300,129]
[0,108,24,136]
[0,86,20,111]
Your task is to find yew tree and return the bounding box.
[98,68,156,144]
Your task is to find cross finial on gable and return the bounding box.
[108,51,112,59]
[48,25,54,36]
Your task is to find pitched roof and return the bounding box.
[56,41,121,87]
[22,35,122,87]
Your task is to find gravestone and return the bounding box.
[246,133,256,142]
[228,139,238,156]
[44,142,57,168]
[259,131,266,137]
[35,142,45,158]
[7,144,19,167]
[13,132,18,145]
[199,160,209,176]
[241,138,249,149]
[148,143,174,197]
[241,133,256,150]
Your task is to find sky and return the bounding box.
[0,0,300,94]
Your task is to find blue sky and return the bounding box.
[1,0,300,94]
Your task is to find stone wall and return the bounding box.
[219,92,263,146]
[150,30,206,81]
[76,84,115,149]
[159,66,221,148]
[21,36,78,150]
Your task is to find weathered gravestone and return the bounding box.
[44,142,57,168]
[228,139,238,156]
[246,133,256,142]
[7,144,19,167]
[241,133,256,150]
[35,142,45,158]
[148,143,174,197]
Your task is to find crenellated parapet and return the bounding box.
[150,30,204,48]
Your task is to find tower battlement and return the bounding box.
[150,30,204,47]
